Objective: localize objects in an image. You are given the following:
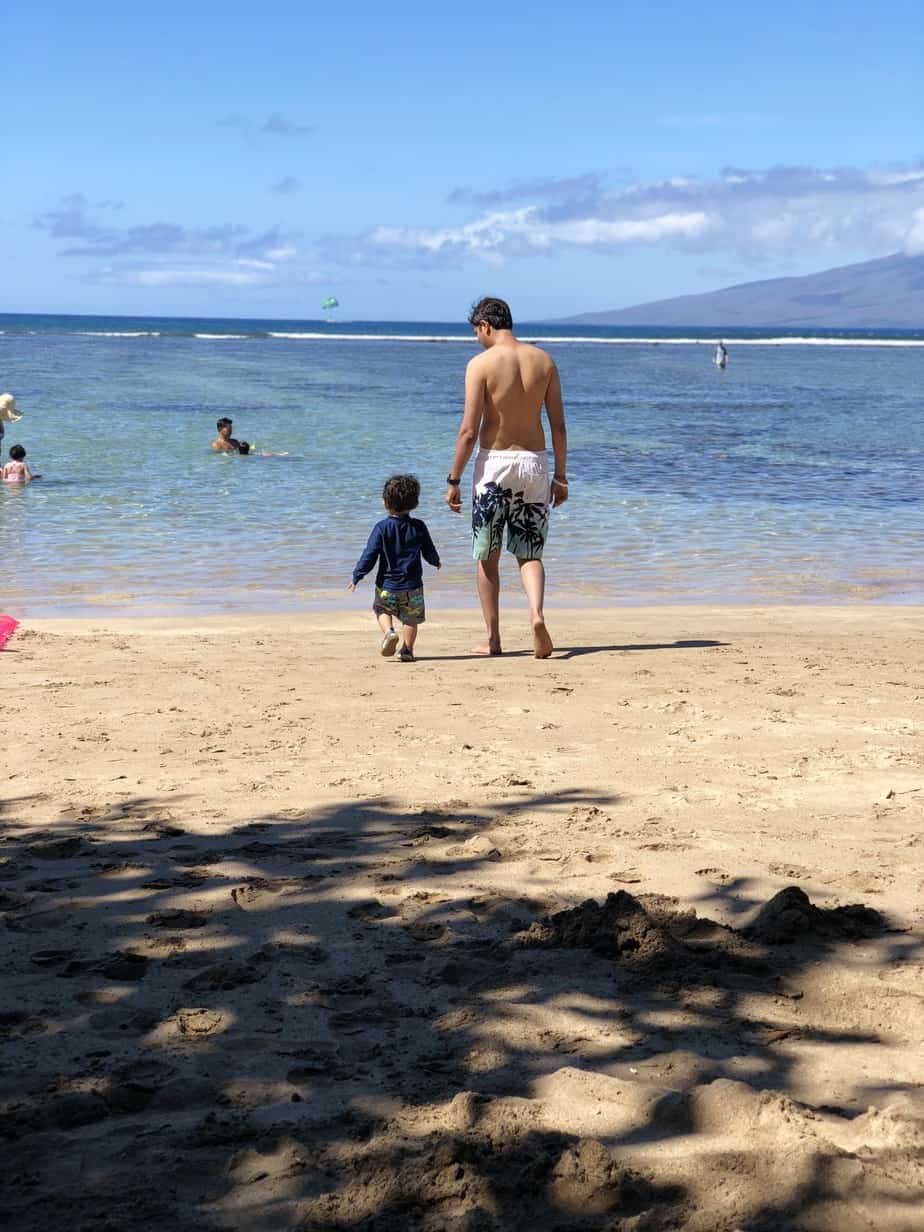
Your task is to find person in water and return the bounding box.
[2,444,40,483]
[349,474,441,663]
[0,393,25,458]
[211,417,244,453]
[445,296,568,659]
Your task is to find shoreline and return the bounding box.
[12,601,924,637]
[8,585,924,621]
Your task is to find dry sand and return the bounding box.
[1,606,922,1231]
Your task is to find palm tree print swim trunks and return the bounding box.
[471,449,550,561]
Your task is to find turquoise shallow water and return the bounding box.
[1,315,922,616]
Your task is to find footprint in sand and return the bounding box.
[183,960,267,992]
[27,836,90,860]
[0,1011,49,1037]
[347,899,400,922]
[141,872,208,890]
[768,862,815,880]
[231,880,300,911]
[51,951,149,981]
[0,889,33,911]
[146,908,210,929]
[7,907,74,932]
[175,1008,228,1036]
[30,948,80,968]
[695,868,733,884]
[88,1006,160,1038]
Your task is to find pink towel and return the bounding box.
[0,615,19,650]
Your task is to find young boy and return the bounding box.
[349,475,441,662]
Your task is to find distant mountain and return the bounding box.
[558,253,924,329]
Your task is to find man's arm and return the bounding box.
[544,362,568,507]
[445,356,485,512]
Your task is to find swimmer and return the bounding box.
[1,444,40,484]
[211,417,244,453]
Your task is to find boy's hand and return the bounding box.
[347,581,357,591]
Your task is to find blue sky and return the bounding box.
[5,1,923,320]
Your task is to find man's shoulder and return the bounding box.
[518,339,554,365]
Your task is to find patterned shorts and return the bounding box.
[472,449,550,561]
[374,586,426,625]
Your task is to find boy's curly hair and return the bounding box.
[383,474,420,513]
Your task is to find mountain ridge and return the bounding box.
[554,253,924,328]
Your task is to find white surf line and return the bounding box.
[266,331,924,347]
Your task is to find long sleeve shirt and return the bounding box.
[352,515,441,590]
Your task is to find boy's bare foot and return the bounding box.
[532,620,553,659]
[471,642,502,656]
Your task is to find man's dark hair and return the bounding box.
[468,296,513,330]
[383,474,420,514]
[217,417,233,431]
[9,444,25,461]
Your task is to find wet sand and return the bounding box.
[1,607,923,1230]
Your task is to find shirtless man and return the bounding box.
[445,297,568,658]
[211,417,241,453]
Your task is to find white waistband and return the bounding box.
[476,448,547,461]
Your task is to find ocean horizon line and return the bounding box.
[1,310,923,347]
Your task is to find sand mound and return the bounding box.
[515,889,688,970]
[746,885,888,943]
[517,886,890,977]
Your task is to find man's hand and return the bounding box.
[445,483,462,513]
[550,478,569,508]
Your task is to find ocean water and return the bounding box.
[1,313,922,616]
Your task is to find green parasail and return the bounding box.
[321,296,339,311]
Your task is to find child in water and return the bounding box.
[1,445,40,483]
[349,474,441,663]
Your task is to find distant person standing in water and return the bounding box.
[0,393,24,457]
[714,341,728,369]
[445,296,568,659]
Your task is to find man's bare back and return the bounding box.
[470,339,557,452]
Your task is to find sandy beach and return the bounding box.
[2,605,923,1231]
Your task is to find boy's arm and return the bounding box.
[445,356,485,511]
[351,525,382,585]
[419,523,441,569]
[544,362,568,507]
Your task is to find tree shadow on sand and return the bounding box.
[0,791,921,1231]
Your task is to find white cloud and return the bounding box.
[119,268,271,288]
[329,163,924,268]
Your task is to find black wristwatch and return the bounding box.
[446,475,461,485]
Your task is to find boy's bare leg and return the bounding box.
[400,623,418,650]
[518,558,553,658]
[473,553,502,655]
[376,612,395,636]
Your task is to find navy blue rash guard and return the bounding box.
[352,515,441,590]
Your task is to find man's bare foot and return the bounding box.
[532,620,553,659]
[470,642,502,656]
